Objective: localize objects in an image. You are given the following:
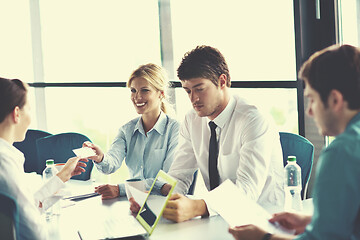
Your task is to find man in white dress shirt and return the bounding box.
[159,45,285,222]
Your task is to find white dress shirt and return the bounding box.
[0,138,65,240]
[168,95,285,209]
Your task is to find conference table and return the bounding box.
[40,178,313,240]
[43,179,234,240]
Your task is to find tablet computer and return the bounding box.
[78,170,177,239]
[136,170,177,235]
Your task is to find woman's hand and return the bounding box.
[95,184,120,200]
[56,157,88,182]
[82,141,104,163]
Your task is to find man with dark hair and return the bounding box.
[229,44,360,240]
[158,45,285,222]
[177,45,231,88]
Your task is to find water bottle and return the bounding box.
[42,159,59,219]
[284,156,303,212]
[43,159,58,182]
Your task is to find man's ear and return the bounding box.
[12,106,21,124]
[218,74,227,89]
[328,89,344,112]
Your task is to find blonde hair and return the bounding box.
[127,63,172,114]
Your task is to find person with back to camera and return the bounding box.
[229,45,360,240]
[0,77,88,240]
[83,63,180,199]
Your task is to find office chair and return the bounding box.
[36,132,94,181]
[279,132,314,199]
[187,170,198,195]
[13,129,53,174]
[0,192,18,240]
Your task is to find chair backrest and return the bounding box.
[0,192,18,240]
[36,132,94,180]
[13,129,52,174]
[187,170,198,195]
[279,132,314,199]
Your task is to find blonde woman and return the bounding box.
[84,63,179,199]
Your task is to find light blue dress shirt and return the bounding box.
[95,112,179,196]
[296,112,360,240]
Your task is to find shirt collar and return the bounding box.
[152,111,167,135]
[134,117,144,135]
[0,137,25,168]
[134,111,167,136]
[346,111,360,131]
[209,96,235,129]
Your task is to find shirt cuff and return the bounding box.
[94,158,107,169]
[119,183,126,197]
[153,179,166,194]
[34,176,65,211]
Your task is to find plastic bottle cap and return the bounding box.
[287,156,296,162]
[46,159,55,165]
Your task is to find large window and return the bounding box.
[171,0,298,133]
[339,0,358,46]
[39,0,161,83]
[171,0,296,81]
[0,1,33,81]
[44,88,138,149]
[2,0,304,184]
[176,88,298,133]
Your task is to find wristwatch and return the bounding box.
[262,233,273,240]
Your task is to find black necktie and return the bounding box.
[209,121,220,190]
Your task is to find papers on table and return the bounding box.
[63,192,100,201]
[72,147,96,158]
[206,180,295,235]
[127,184,148,207]
[57,183,100,202]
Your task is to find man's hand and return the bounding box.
[95,184,120,200]
[269,212,312,235]
[162,193,208,223]
[160,183,172,196]
[229,224,267,240]
[56,157,88,182]
[229,224,296,240]
[82,141,104,163]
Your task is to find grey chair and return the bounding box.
[279,132,314,199]
[0,192,18,240]
[36,132,94,180]
[13,129,52,174]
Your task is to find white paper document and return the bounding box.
[127,185,148,207]
[72,147,96,158]
[128,184,169,215]
[206,180,294,235]
[56,183,99,202]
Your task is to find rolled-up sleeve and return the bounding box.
[235,111,274,201]
[161,121,180,172]
[95,128,127,174]
[34,176,65,211]
[168,117,198,195]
